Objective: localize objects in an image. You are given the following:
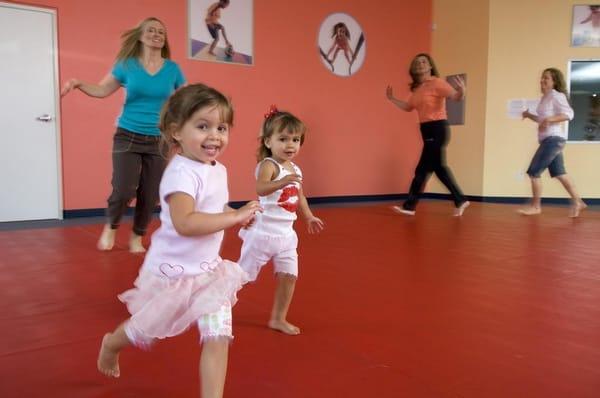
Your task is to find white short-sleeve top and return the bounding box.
[142,155,228,277]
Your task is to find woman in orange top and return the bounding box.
[386,53,469,216]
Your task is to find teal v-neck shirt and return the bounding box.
[112,58,186,136]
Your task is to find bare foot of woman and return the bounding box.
[97,225,116,251]
[517,206,541,216]
[391,205,415,216]
[453,201,470,217]
[268,319,300,335]
[97,334,120,378]
[129,233,146,253]
[569,201,587,218]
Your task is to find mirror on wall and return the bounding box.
[569,60,600,141]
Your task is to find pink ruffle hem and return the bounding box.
[118,260,249,339]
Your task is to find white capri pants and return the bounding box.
[238,229,298,281]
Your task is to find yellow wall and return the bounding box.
[430,0,489,196]
[434,0,600,199]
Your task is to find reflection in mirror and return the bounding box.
[569,60,600,141]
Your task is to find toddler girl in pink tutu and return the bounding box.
[96,83,261,398]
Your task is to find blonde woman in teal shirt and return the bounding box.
[62,17,186,252]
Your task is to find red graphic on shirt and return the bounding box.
[278,185,299,213]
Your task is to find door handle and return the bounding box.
[36,114,53,122]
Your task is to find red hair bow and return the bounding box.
[264,104,279,119]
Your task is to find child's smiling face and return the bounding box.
[173,106,230,164]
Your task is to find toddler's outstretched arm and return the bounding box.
[256,160,302,196]
[297,188,324,234]
[225,204,257,228]
[169,192,261,236]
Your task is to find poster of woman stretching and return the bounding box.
[188,0,254,65]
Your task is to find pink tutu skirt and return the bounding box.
[118,260,248,339]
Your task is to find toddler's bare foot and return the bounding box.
[268,319,300,335]
[97,334,120,378]
[97,225,116,251]
[129,234,146,253]
[569,201,587,218]
[517,206,541,216]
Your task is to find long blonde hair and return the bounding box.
[159,84,234,157]
[258,110,306,161]
[116,17,171,62]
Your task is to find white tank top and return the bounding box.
[254,158,302,236]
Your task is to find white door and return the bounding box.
[0,2,62,222]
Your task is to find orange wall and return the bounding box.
[10,0,431,210]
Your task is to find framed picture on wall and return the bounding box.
[188,0,253,65]
[446,74,466,125]
[317,12,366,77]
[571,5,600,47]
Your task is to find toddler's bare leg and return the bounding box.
[200,337,229,398]
[268,273,300,335]
[97,322,130,378]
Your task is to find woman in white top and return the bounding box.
[520,68,586,217]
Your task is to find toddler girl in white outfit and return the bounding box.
[238,106,324,335]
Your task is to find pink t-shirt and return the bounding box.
[407,77,455,122]
[141,155,229,277]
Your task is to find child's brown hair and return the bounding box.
[258,109,306,161]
